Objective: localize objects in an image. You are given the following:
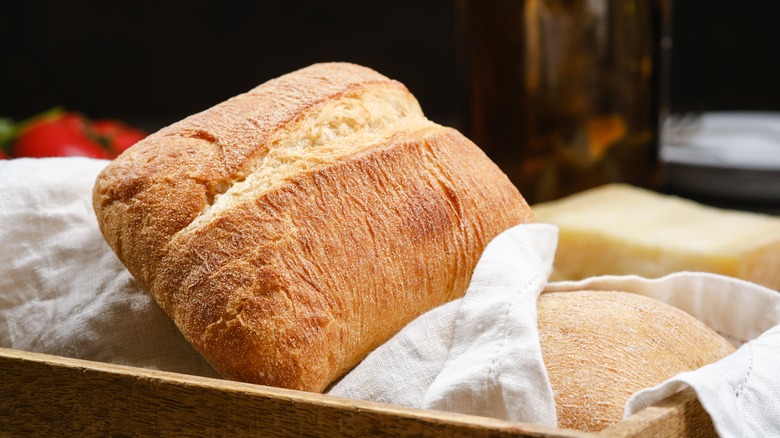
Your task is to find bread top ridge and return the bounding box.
[94,63,424,289]
[93,62,534,391]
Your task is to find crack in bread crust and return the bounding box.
[178,81,434,237]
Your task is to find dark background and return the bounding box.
[2,1,780,131]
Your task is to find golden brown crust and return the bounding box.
[93,63,397,292]
[537,290,735,432]
[93,63,533,392]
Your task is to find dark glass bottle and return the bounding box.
[457,0,672,204]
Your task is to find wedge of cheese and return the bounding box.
[533,184,780,289]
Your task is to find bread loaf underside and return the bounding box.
[93,63,533,392]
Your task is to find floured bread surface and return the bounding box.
[93,63,534,392]
[538,290,735,432]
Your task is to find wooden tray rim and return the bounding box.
[0,347,715,437]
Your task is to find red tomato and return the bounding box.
[92,119,147,156]
[0,149,7,159]
[12,113,112,159]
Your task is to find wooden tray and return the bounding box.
[0,347,716,437]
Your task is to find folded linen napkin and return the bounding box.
[328,222,560,426]
[0,157,220,378]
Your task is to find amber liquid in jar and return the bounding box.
[458,0,671,204]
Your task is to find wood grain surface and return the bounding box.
[0,347,715,437]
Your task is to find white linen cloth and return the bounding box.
[0,157,219,377]
[2,157,780,437]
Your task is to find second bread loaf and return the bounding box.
[538,290,735,432]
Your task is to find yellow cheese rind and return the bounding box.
[534,184,780,289]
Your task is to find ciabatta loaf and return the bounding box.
[538,290,735,432]
[93,62,534,392]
